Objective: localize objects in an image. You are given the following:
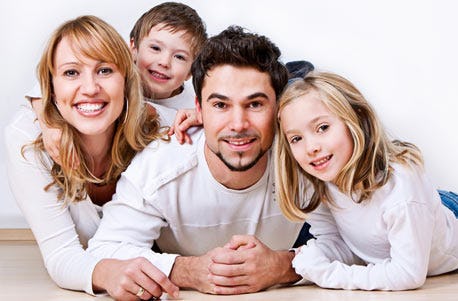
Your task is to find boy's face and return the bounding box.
[131,24,193,100]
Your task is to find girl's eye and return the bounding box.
[98,67,113,75]
[317,124,329,133]
[289,136,302,144]
[63,69,78,77]
[151,45,160,51]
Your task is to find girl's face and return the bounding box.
[279,90,354,183]
[52,36,125,139]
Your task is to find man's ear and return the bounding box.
[195,96,202,115]
[130,38,138,62]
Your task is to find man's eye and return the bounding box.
[214,102,226,109]
[249,101,262,109]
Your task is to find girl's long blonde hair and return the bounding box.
[275,71,423,221]
[29,15,167,204]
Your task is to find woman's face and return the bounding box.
[52,36,125,139]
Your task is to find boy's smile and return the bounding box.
[131,24,193,99]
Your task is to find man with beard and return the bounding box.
[88,26,308,298]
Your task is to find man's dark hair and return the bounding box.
[192,26,288,104]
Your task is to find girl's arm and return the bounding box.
[293,200,433,290]
[4,107,99,294]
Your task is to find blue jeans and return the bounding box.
[439,190,458,218]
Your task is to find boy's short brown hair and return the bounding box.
[130,2,207,57]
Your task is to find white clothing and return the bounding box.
[87,129,304,276]
[4,82,192,294]
[292,163,458,290]
[5,105,100,294]
[145,79,196,126]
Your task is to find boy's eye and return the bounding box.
[63,69,78,77]
[175,54,187,61]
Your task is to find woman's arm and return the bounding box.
[4,107,99,294]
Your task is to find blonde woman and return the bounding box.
[275,71,458,290]
[5,15,178,300]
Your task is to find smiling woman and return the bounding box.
[4,15,171,299]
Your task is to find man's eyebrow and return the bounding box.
[247,92,269,100]
[206,93,229,101]
[206,92,270,102]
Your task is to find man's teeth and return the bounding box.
[229,139,251,145]
[76,103,104,112]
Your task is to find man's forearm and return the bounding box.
[276,250,302,284]
[169,256,200,289]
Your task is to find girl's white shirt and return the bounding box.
[293,163,458,290]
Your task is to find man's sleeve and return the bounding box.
[86,173,178,276]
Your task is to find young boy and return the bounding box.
[128,1,207,124]
[27,2,207,160]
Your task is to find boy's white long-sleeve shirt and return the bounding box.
[293,163,458,290]
[87,129,305,276]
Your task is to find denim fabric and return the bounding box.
[439,190,458,218]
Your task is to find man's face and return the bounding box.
[198,65,277,172]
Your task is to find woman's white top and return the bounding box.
[293,163,458,290]
[5,105,101,294]
[4,81,195,294]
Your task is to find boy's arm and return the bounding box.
[31,97,64,164]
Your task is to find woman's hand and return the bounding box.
[92,258,179,300]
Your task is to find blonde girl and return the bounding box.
[275,71,458,290]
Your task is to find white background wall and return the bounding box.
[1,0,457,228]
